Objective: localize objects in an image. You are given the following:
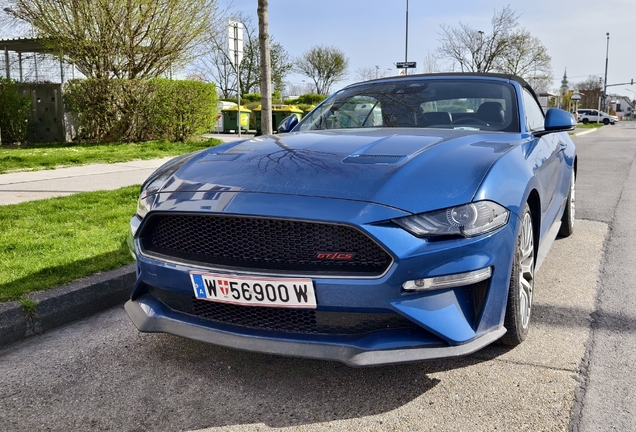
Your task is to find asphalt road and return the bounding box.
[570,122,636,432]
[0,124,634,431]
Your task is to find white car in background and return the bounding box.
[577,109,618,125]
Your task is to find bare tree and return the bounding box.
[437,6,552,89]
[437,6,518,73]
[354,66,387,82]
[575,76,603,109]
[258,0,272,135]
[295,45,349,95]
[497,29,552,92]
[11,0,220,79]
[197,44,236,97]
[195,11,291,98]
[421,51,441,74]
[283,81,315,97]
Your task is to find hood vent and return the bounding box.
[200,152,244,162]
[343,154,407,164]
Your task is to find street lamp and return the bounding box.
[477,31,485,72]
[602,32,610,113]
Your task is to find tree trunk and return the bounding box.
[258,0,272,135]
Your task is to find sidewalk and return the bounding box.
[0,158,173,205]
[0,133,249,348]
[0,133,250,206]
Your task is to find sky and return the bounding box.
[2,0,634,98]
[223,0,636,97]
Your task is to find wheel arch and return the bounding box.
[526,189,541,262]
[573,155,578,177]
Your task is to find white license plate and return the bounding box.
[190,272,317,308]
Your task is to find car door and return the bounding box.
[521,89,568,239]
[590,110,599,122]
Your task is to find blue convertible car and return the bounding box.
[125,73,576,366]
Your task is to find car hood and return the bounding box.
[156,129,519,214]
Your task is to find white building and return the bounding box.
[608,95,634,120]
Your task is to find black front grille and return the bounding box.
[148,286,418,335]
[192,300,419,335]
[139,214,392,276]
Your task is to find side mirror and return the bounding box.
[277,115,299,134]
[535,108,576,136]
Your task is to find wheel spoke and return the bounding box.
[519,278,532,328]
[517,212,534,329]
[520,260,533,280]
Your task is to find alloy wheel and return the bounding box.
[518,211,534,329]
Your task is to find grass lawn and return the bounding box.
[0,138,226,302]
[576,123,604,129]
[0,186,139,302]
[0,138,222,174]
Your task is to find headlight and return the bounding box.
[393,201,509,238]
[136,151,203,219]
[136,193,153,219]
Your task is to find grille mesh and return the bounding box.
[192,300,419,334]
[148,286,418,335]
[139,214,392,276]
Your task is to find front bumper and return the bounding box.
[125,296,506,366]
[126,193,519,366]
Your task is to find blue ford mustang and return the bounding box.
[125,73,577,366]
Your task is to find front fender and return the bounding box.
[473,137,539,219]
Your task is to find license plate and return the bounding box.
[190,272,317,308]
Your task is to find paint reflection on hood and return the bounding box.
[155,128,517,213]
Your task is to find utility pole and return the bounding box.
[602,32,610,113]
[229,21,244,138]
[404,0,409,76]
[258,0,272,135]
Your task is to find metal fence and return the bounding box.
[1,50,78,83]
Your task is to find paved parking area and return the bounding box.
[0,220,607,431]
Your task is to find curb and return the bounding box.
[0,264,136,348]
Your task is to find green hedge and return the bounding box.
[0,78,31,144]
[222,90,283,105]
[285,93,327,105]
[64,78,217,142]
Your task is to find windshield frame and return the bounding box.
[296,77,521,133]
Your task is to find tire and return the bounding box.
[582,118,589,124]
[558,171,575,237]
[603,118,610,125]
[501,204,534,346]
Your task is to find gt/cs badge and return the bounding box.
[315,252,356,260]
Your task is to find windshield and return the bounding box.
[297,78,519,132]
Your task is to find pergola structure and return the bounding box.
[1,37,69,142]
[1,36,68,82]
